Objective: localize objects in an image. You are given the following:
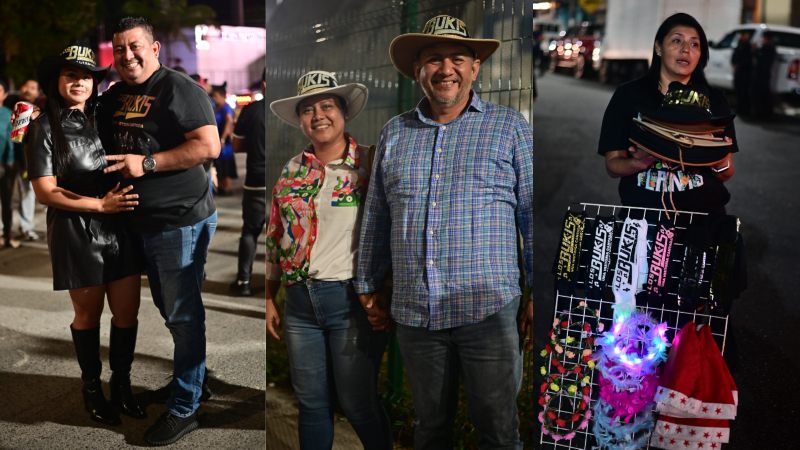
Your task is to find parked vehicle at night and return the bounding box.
[534,19,564,54]
[592,0,740,84]
[707,23,800,104]
[548,22,602,79]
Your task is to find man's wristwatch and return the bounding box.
[142,155,157,174]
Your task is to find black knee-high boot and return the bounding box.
[109,323,146,418]
[70,326,121,425]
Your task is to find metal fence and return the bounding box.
[266,0,536,184]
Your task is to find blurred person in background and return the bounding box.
[12,79,43,242]
[229,71,266,297]
[0,78,19,248]
[731,31,753,116]
[752,31,777,119]
[210,82,237,195]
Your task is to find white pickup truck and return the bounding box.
[706,23,800,105]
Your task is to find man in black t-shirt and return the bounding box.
[229,74,266,297]
[99,17,220,445]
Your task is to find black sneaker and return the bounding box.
[144,411,199,446]
[229,279,252,296]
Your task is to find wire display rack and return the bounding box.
[538,203,731,450]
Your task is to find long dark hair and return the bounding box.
[44,67,100,177]
[645,12,710,89]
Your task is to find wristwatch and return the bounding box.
[142,155,157,174]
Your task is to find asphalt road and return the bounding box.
[0,158,267,449]
[531,72,800,449]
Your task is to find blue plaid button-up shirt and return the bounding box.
[355,92,534,330]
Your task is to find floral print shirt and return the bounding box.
[266,134,369,283]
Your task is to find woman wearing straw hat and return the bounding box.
[267,70,392,449]
[24,41,145,425]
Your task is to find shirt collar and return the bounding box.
[300,133,361,169]
[414,90,484,126]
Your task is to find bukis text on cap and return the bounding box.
[37,42,109,96]
[389,15,500,79]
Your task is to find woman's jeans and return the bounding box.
[284,279,392,450]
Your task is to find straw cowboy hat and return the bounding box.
[38,41,108,95]
[269,70,368,128]
[389,14,500,79]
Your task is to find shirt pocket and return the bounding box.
[329,175,362,207]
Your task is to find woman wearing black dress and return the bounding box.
[25,42,145,425]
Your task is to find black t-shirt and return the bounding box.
[597,77,738,214]
[99,66,216,232]
[232,98,265,188]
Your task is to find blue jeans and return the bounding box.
[17,177,36,234]
[396,297,523,450]
[284,280,392,450]
[140,211,217,417]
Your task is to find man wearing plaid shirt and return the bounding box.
[355,15,534,449]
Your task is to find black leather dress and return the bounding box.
[24,109,143,290]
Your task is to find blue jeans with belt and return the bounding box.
[396,297,523,450]
[140,211,217,417]
[284,279,392,450]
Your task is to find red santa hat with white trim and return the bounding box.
[650,322,738,449]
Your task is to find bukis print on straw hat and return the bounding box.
[389,14,500,79]
[270,70,368,128]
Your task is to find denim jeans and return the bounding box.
[0,164,17,240]
[284,279,392,450]
[140,211,217,417]
[396,297,523,450]
[17,177,36,234]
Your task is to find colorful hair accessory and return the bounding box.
[592,399,654,450]
[645,222,675,307]
[539,373,593,442]
[585,215,616,299]
[597,371,660,423]
[596,311,669,390]
[553,211,586,291]
[611,218,649,319]
[546,302,604,374]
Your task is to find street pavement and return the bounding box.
[0,154,267,449]
[531,73,800,449]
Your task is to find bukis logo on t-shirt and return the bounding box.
[113,94,156,120]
